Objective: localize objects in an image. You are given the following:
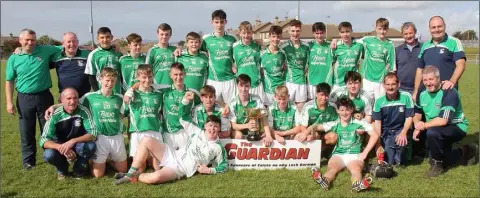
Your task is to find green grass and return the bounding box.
[465,47,479,55]
[1,61,478,197]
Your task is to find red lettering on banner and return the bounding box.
[285,148,298,160]
[247,148,258,160]
[237,148,248,160]
[270,148,280,160]
[225,143,237,160]
[258,148,269,160]
[297,148,310,159]
[280,148,286,160]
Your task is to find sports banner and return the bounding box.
[219,139,322,170]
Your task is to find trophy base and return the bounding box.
[246,132,261,141]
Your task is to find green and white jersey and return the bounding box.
[300,99,338,127]
[260,47,286,94]
[40,105,98,148]
[201,32,237,81]
[176,51,209,92]
[332,40,364,87]
[280,40,310,84]
[121,88,164,133]
[192,103,232,131]
[356,36,396,83]
[84,46,123,94]
[308,40,334,86]
[233,40,262,88]
[120,53,146,91]
[178,115,228,177]
[146,44,177,85]
[329,86,373,115]
[162,84,200,134]
[80,91,124,136]
[415,88,469,132]
[323,118,373,155]
[229,94,265,124]
[267,100,301,131]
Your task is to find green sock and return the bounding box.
[126,167,138,178]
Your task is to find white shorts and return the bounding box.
[129,131,163,157]
[158,145,187,179]
[285,82,307,103]
[93,134,127,163]
[264,93,274,106]
[207,79,236,105]
[163,129,190,151]
[249,82,267,105]
[362,79,385,100]
[307,84,317,100]
[332,154,363,168]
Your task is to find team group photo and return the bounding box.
[1,1,479,197]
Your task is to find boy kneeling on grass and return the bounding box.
[308,97,379,192]
[114,92,228,185]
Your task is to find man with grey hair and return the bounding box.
[413,16,466,101]
[413,65,477,178]
[395,22,422,94]
[40,88,97,180]
[395,22,424,160]
[5,28,61,170]
[50,32,91,99]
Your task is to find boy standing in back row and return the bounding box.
[281,19,310,110]
[85,27,123,94]
[146,23,177,88]
[120,33,146,92]
[260,25,286,106]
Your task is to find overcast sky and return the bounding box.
[1,1,479,44]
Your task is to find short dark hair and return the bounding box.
[338,22,353,31]
[269,25,282,36]
[312,22,326,32]
[335,97,355,110]
[126,33,142,44]
[186,31,201,41]
[236,74,251,85]
[200,85,216,97]
[206,115,221,126]
[212,9,227,20]
[383,72,399,83]
[289,19,302,28]
[157,23,172,34]
[97,27,112,36]
[344,71,362,84]
[316,82,331,95]
[170,62,185,72]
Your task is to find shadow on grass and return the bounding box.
[1,192,18,197]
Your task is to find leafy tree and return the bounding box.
[2,39,21,58]
[36,35,61,46]
[452,31,462,39]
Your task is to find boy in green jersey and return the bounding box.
[122,65,164,169]
[281,19,310,110]
[233,21,266,104]
[267,85,302,144]
[176,31,209,103]
[307,22,334,100]
[309,97,378,192]
[146,23,178,87]
[329,71,374,123]
[192,85,233,139]
[330,22,364,91]
[261,25,286,106]
[120,33,146,92]
[229,74,273,146]
[295,83,338,158]
[85,27,123,94]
